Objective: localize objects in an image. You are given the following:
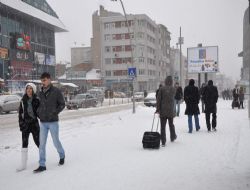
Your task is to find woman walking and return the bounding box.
[17,83,40,172]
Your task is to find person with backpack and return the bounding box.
[203,80,219,132]
[17,83,40,172]
[184,79,200,133]
[156,76,177,146]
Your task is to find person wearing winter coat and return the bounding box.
[156,76,177,146]
[33,72,65,173]
[239,88,245,109]
[199,83,206,113]
[184,79,200,133]
[174,82,183,117]
[203,80,219,132]
[17,83,40,172]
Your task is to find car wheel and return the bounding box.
[5,111,10,114]
[0,107,3,114]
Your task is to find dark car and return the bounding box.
[66,93,98,109]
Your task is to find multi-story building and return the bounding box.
[0,0,66,92]
[239,6,250,95]
[92,6,171,92]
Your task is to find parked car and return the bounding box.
[87,89,104,103]
[131,92,144,102]
[113,91,126,98]
[66,93,98,109]
[0,95,21,114]
[144,92,157,107]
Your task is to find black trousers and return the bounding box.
[205,113,217,130]
[240,101,244,108]
[22,123,40,148]
[160,117,176,145]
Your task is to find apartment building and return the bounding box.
[92,6,171,92]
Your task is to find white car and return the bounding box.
[0,95,21,114]
[144,92,157,107]
[131,92,144,102]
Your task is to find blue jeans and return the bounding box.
[39,122,65,167]
[188,115,200,132]
[175,100,181,116]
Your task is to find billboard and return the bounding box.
[34,52,45,65]
[187,46,218,73]
[45,54,55,65]
[0,47,8,59]
[16,33,31,51]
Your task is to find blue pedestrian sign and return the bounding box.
[128,67,136,78]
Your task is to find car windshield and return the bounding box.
[74,94,86,100]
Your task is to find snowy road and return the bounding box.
[0,100,250,190]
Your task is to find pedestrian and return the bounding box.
[174,82,183,117]
[156,76,177,147]
[17,83,40,172]
[34,72,66,173]
[199,83,206,113]
[184,79,200,133]
[203,80,218,132]
[239,87,245,109]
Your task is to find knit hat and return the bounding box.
[25,83,37,94]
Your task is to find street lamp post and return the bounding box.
[248,0,250,118]
[111,0,136,113]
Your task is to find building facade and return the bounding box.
[93,6,171,92]
[0,0,66,92]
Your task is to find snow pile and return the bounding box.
[0,100,250,190]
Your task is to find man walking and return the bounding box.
[203,80,219,132]
[184,79,200,133]
[156,76,177,146]
[34,72,65,173]
[174,82,183,117]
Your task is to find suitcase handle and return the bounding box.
[151,114,160,132]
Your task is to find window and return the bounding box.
[105,46,111,53]
[104,34,111,41]
[139,57,144,63]
[105,71,111,76]
[105,58,111,64]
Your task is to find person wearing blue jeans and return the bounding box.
[174,82,183,117]
[39,122,65,167]
[188,115,200,133]
[184,79,200,133]
[34,72,65,173]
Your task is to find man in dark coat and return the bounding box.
[34,72,65,173]
[156,76,177,146]
[203,80,218,132]
[184,79,200,133]
[174,82,183,116]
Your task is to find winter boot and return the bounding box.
[16,148,28,172]
[59,157,65,166]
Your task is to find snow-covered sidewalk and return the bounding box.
[0,100,250,190]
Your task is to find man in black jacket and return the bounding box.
[184,79,200,133]
[34,72,65,173]
[203,80,218,132]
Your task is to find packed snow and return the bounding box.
[0,99,250,190]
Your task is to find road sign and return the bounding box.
[128,67,136,78]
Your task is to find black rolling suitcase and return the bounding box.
[142,114,161,149]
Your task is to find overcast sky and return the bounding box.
[47,0,248,80]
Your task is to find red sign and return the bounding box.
[16,33,31,51]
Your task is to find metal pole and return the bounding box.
[179,27,182,87]
[248,0,250,118]
[118,0,136,113]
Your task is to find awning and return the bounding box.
[60,82,78,88]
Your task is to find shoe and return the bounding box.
[208,129,211,133]
[196,127,200,132]
[161,144,166,147]
[188,131,192,133]
[33,166,46,173]
[171,135,177,142]
[212,128,217,132]
[59,157,65,166]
